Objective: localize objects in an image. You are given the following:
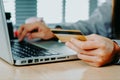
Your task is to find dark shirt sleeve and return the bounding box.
[112,40,120,64]
[112,54,120,64]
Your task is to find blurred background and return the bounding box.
[3,0,106,28]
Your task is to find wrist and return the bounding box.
[113,41,120,54]
[111,41,120,64]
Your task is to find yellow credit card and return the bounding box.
[51,29,87,42]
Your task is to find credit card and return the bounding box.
[51,29,86,42]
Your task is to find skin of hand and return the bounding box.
[65,34,118,67]
[18,22,55,41]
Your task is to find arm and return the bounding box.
[61,0,112,38]
[18,22,55,41]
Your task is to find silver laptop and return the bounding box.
[0,0,78,66]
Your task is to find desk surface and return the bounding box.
[0,59,120,80]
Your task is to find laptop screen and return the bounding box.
[0,0,14,64]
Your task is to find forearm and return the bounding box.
[59,0,112,38]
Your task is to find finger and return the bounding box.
[70,38,100,50]
[27,33,32,40]
[30,32,44,39]
[66,41,96,56]
[26,24,38,32]
[77,53,97,63]
[18,25,24,37]
[18,29,28,41]
[82,61,101,67]
[20,22,40,33]
[80,49,98,56]
[18,23,40,41]
[86,34,102,41]
[65,41,84,53]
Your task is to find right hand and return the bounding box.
[66,34,119,67]
[18,22,55,41]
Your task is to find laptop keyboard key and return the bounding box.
[11,40,60,58]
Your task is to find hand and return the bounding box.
[65,34,116,67]
[18,22,55,41]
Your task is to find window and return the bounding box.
[37,0,62,24]
[37,0,89,24]
[15,0,37,26]
[3,0,107,26]
[3,0,15,24]
[66,0,89,23]
[98,0,106,6]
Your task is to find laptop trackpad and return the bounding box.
[31,40,77,55]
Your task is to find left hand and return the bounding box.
[65,34,115,67]
[18,22,55,41]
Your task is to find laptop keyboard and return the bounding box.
[11,40,60,58]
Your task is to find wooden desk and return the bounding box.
[0,59,120,80]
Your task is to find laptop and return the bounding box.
[0,0,78,66]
